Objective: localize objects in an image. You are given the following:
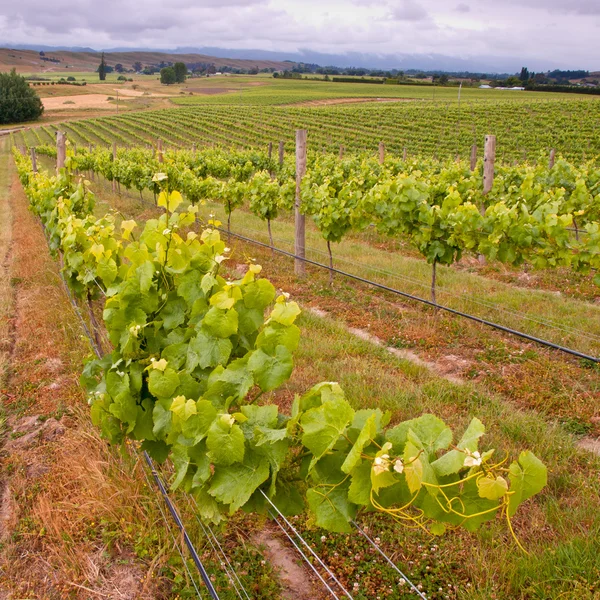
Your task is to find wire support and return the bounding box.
[143,452,221,600]
[138,456,206,599]
[268,509,342,600]
[351,520,427,600]
[227,221,600,345]
[259,490,354,600]
[222,227,600,363]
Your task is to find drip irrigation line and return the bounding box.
[222,226,600,363]
[268,509,342,600]
[259,490,354,599]
[351,521,427,600]
[139,457,206,599]
[224,220,600,344]
[143,452,221,600]
[159,461,251,600]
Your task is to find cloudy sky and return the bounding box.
[0,0,598,71]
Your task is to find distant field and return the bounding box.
[14,95,600,163]
[173,77,596,106]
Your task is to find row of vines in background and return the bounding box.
[30,141,600,301]
[11,98,600,163]
[12,146,547,543]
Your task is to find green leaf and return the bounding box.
[206,419,245,466]
[341,413,376,474]
[137,261,155,293]
[243,279,275,309]
[141,440,170,463]
[306,486,356,533]
[431,418,485,477]
[256,323,300,354]
[202,307,238,338]
[301,395,354,466]
[152,399,172,437]
[248,346,293,392]
[508,451,547,516]
[171,444,190,491]
[187,332,232,370]
[161,343,188,370]
[159,297,187,330]
[209,452,270,512]
[348,461,372,506]
[181,400,217,442]
[386,414,451,458]
[148,368,180,399]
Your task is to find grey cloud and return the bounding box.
[492,0,600,15]
[388,0,430,21]
[455,3,470,13]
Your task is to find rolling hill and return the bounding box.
[0,48,291,74]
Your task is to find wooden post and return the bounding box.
[112,142,117,193]
[268,142,273,161]
[470,144,477,171]
[339,145,344,159]
[483,135,496,195]
[56,131,66,171]
[278,141,284,166]
[549,148,556,169]
[157,139,164,163]
[378,141,385,165]
[295,130,307,277]
[403,147,407,161]
[30,147,37,173]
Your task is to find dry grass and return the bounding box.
[0,144,169,598]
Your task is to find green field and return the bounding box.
[13,96,600,163]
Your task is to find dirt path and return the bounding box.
[43,93,134,110]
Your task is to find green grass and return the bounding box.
[174,77,597,106]
[277,310,600,599]
[199,200,600,358]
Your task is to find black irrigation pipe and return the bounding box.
[220,227,600,364]
[143,452,221,600]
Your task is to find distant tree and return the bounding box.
[114,63,124,73]
[133,61,143,72]
[98,52,107,81]
[0,69,44,124]
[505,76,521,86]
[173,62,187,83]
[39,50,45,57]
[67,76,75,81]
[272,72,279,78]
[160,67,176,85]
[519,67,529,82]
[249,66,259,75]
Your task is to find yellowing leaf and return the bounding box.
[168,190,183,212]
[120,220,137,235]
[89,243,104,259]
[477,475,508,500]
[151,358,168,372]
[157,191,168,209]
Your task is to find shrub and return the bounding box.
[0,69,44,124]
